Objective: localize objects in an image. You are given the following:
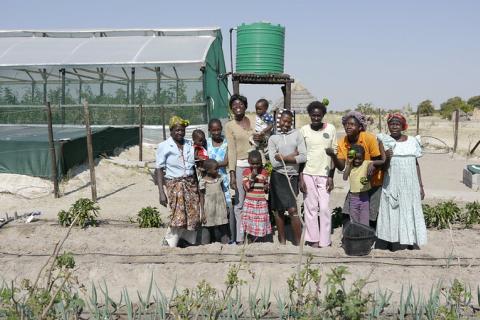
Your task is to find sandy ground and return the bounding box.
[1,140,480,305]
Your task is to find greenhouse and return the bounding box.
[0,28,228,178]
[0,28,229,126]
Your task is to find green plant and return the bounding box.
[423,201,460,229]
[462,201,480,228]
[322,266,373,320]
[57,198,99,228]
[56,252,75,270]
[134,206,165,228]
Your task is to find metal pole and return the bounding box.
[233,79,239,95]
[61,69,66,125]
[139,104,143,161]
[31,82,35,103]
[46,102,60,198]
[416,106,420,136]
[42,69,47,104]
[453,109,459,154]
[83,100,97,201]
[78,80,82,104]
[155,67,166,141]
[130,68,135,105]
[99,67,104,97]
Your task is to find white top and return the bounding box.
[300,123,338,176]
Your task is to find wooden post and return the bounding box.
[453,109,459,154]
[83,100,97,201]
[139,104,143,161]
[378,108,382,132]
[416,106,420,136]
[61,68,66,125]
[233,79,240,94]
[46,102,60,198]
[284,82,291,110]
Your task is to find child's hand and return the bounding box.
[367,162,376,176]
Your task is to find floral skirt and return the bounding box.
[165,176,200,230]
[241,198,272,237]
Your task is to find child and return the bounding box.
[343,144,384,225]
[199,159,230,243]
[206,119,235,242]
[192,129,209,177]
[250,99,274,152]
[241,150,272,241]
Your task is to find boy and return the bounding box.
[250,99,274,153]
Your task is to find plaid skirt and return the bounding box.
[241,198,272,237]
[165,176,200,230]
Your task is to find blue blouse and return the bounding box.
[155,137,195,178]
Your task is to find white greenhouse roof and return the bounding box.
[0,28,220,82]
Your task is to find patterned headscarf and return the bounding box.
[387,113,408,130]
[169,116,190,128]
[341,111,368,131]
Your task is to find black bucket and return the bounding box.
[342,220,376,256]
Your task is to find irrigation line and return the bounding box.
[1,251,478,263]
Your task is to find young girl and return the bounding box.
[268,110,306,245]
[199,159,230,243]
[241,150,272,241]
[206,119,234,241]
[343,144,384,225]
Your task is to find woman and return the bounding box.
[329,111,384,228]
[268,110,306,245]
[300,101,338,248]
[206,118,232,241]
[155,116,200,247]
[376,113,427,248]
[225,94,263,244]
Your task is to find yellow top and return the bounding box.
[349,160,371,193]
[300,123,338,176]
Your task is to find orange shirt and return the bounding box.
[337,131,384,187]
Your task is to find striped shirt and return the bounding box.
[242,168,268,200]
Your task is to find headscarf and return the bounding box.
[341,111,368,131]
[169,116,190,128]
[387,113,408,130]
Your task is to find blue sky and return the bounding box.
[2,0,479,110]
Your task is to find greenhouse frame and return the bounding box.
[0,28,229,126]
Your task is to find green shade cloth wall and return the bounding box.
[0,126,139,179]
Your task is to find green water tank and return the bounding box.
[236,22,285,74]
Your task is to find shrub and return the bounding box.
[58,198,99,228]
[423,201,460,229]
[135,206,165,228]
[462,201,480,228]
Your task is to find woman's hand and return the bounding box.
[385,149,393,160]
[274,153,283,162]
[159,191,168,207]
[420,185,425,200]
[326,177,334,193]
[299,174,307,194]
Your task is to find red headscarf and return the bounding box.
[387,113,408,130]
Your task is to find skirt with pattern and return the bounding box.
[241,198,272,237]
[165,176,200,230]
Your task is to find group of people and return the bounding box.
[155,94,427,250]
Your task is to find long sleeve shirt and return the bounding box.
[268,129,307,175]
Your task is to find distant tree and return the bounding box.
[467,95,480,109]
[440,96,473,119]
[192,89,204,103]
[1,87,18,105]
[355,102,376,115]
[417,100,435,116]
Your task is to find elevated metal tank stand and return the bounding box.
[232,73,294,110]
